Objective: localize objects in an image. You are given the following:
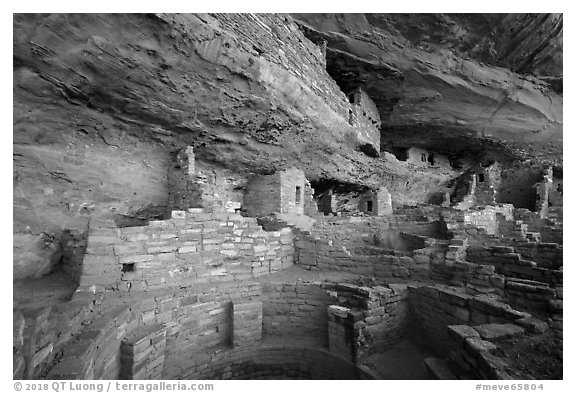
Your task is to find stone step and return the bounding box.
[423,358,458,380]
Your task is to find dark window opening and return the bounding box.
[122,263,135,273]
[427,153,435,165]
[421,153,427,162]
[348,109,354,126]
[548,201,553,207]
[295,186,302,204]
[557,183,563,193]
[366,200,373,212]
[349,94,355,104]
[478,173,485,183]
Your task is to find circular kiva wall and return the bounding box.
[177,346,376,380]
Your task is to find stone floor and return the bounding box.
[362,338,436,379]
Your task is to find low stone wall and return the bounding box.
[513,242,562,269]
[466,246,562,287]
[504,278,558,311]
[44,281,265,380]
[262,282,329,346]
[46,306,131,379]
[539,226,563,244]
[408,285,531,357]
[14,297,95,379]
[295,232,429,280]
[514,209,563,244]
[79,207,294,293]
[446,324,526,379]
[120,324,167,380]
[393,221,449,239]
[463,205,514,235]
[326,283,410,363]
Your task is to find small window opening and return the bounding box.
[421,153,427,162]
[478,173,485,183]
[349,94,355,104]
[122,263,135,273]
[366,200,373,212]
[427,153,435,165]
[295,186,302,204]
[557,183,562,193]
[348,109,354,126]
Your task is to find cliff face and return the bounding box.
[13,13,562,279]
[292,13,562,162]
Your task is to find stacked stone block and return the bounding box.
[464,263,505,296]
[15,296,95,379]
[466,245,562,287]
[46,306,132,379]
[78,208,294,293]
[326,283,410,363]
[120,324,167,379]
[513,242,562,269]
[463,204,513,235]
[504,277,557,310]
[232,301,263,347]
[408,285,532,357]
[446,324,521,379]
[347,87,381,151]
[262,282,328,346]
[244,168,316,217]
[167,147,205,211]
[46,281,264,380]
[474,163,502,205]
[295,228,429,280]
[358,186,393,216]
[79,218,122,291]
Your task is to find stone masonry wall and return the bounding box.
[78,207,294,293]
[326,283,410,363]
[174,346,375,380]
[120,324,167,380]
[348,87,381,151]
[262,282,329,346]
[446,324,523,379]
[463,204,514,235]
[167,147,200,212]
[45,305,131,379]
[475,163,502,205]
[243,168,316,217]
[243,173,281,217]
[408,285,532,357]
[295,232,429,280]
[514,209,562,244]
[45,281,264,380]
[466,246,562,287]
[279,167,308,215]
[513,242,562,269]
[211,14,351,120]
[14,297,95,379]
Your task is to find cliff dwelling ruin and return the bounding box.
[13,13,563,382]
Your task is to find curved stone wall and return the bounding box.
[175,346,376,380]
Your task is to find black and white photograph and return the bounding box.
[10,5,567,387]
